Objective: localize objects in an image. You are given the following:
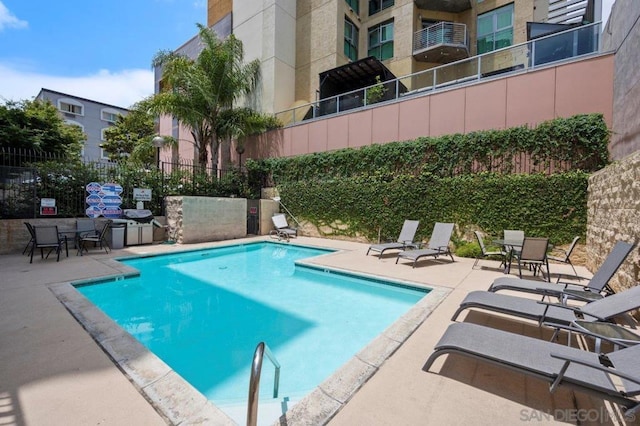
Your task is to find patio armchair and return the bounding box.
[30,225,68,263]
[472,231,506,269]
[547,236,581,280]
[78,220,112,255]
[23,222,36,255]
[511,237,551,281]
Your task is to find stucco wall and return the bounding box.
[165,196,247,244]
[246,54,614,160]
[586,150,640,292]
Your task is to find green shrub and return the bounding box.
[455,242,481,258]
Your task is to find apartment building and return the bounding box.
[35,88,129,162]
[206,0,601,115]
[159,0,601,164]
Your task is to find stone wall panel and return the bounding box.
[587,150,640,292]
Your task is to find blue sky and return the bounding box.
[0,0,615,110]
[0,0,206,108]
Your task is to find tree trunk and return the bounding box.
[220,136,232,171]
[209,133,220,174]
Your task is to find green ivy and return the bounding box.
[247,113,609,184]
[275,171,589,246]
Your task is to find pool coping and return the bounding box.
[49,243,451,425]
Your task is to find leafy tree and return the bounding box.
[101,99,159,165]
[149,24,261,170]
[0,99,85,158]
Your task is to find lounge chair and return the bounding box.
[396,222,454,268]
[78,220,111,255]
[452,283,640,327]
[270,214,297,241]
[30,225,68,263]
[488,241,635,302]
[423,322,640,417]
[547,236,581,279]
[472,231,506,270]
[366,220,420,258]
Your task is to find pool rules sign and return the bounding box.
[85,182,123,218]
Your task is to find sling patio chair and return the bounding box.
[366,219,420,259]
[269,214,298,241]
[451,283,640,330]
[29,225,68,264]
[547,236,581,280]
[487,241,636,302]
[22,222,36,255]
[472,231,506,270]
[423,322,640,418]
[511,237,551,281]
[396,222,454,268]
[78,220,111,256]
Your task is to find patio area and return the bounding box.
[0,236,633,425]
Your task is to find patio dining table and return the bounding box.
[492,238,524,274]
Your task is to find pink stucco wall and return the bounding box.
[246,54,614,161]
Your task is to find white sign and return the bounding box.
[41,198,56,207]
[133,188,152,201]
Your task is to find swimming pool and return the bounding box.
[73,242,433,422]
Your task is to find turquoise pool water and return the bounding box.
[76,242,429,406]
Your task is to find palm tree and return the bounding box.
[216,108,282,167]
[149,24,260,170]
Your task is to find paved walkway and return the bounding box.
[0,237,633,425]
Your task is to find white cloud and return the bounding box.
[602,0,614,26]
[0,63,154,108]
[0,1,28,31]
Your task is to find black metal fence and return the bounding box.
[0,148,243,219]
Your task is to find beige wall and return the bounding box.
[586,150,640,292]
[246,54,614,159]
[165,196,247,244]
[233,0,297,113]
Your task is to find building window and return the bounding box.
[100,147,110,160]
[345,0,359,14]
[344,18,359,61]
[368,21,394,61]
[59,100,83,116]
[101,109,120,123]
[369,0,393,16]
[477,3,514,54]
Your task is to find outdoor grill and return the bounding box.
[123,209,156,223]
[112,209,157,245]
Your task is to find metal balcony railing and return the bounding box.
[275,21,602,127]
[413,22,468,52]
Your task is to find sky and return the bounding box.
[0,0,206,108]
[0,0,615,110]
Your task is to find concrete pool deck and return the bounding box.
[0,236,634,425]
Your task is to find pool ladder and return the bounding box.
[247,342,280,426]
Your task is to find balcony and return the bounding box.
[413,22,469,63]
[414,0,470,13]
[276,22,602,127]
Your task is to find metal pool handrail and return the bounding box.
[247,341,281,426]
